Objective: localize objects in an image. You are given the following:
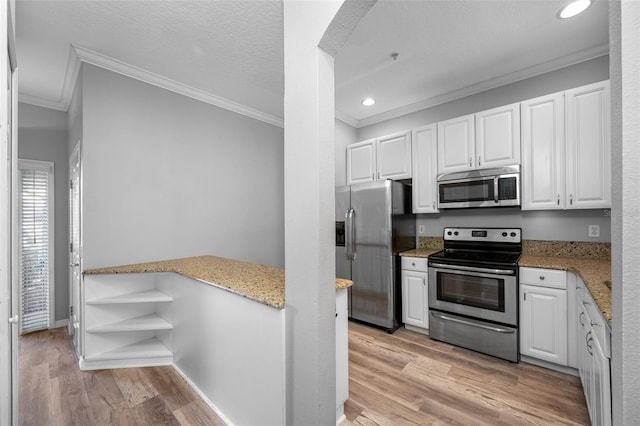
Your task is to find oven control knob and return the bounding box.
[502,232,507,237]
[510,232,516,237]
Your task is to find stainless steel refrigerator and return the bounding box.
[335,180,415,331]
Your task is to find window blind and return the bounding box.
[19,166,51,334]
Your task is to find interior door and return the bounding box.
[69,144,81,357]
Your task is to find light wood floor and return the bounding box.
[18,327,226,426]
[344,321,590,425]
[19,324,590,425]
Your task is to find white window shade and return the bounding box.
[18,160,54,334]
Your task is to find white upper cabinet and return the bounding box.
[522,81,611,210]
[412,125,438,213]
[522,92,566,210]
[437,105,520,174]
[565,81,611,209]
[346,139,376,185]
[475,103,521,168]
[376,131,412,180]
[346,131,411,185]
[437,114,475,173]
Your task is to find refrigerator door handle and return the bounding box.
[346,208,356,260]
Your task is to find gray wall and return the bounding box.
[354,56,612,242]
[80,64,285,269]
[18,103,69,323]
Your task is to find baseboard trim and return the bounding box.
[520,355,579,376]
[171,363,235,426]
[52,319,69,329]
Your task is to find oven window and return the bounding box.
[439,179,494,203]
[436,272,505,312]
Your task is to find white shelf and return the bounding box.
[87,313,173,333]
[86,289,173,305]
[85,337,172,361]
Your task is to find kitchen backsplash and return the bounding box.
[417,237,610,259]
[522,240,610,259]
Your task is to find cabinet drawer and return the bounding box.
[401,256,428,272]
[520,267,566,289]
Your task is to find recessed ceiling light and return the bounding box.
[558,0,592,19]
[362,98,376,106]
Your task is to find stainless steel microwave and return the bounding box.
[437,165,520,209]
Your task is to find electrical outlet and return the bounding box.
[588,225,600,238]
[418,225,426,234]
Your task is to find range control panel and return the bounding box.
[443,227,521,243]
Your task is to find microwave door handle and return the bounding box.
[494,177,499,203]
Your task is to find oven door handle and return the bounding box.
[429,262,515,276]
[430,311,516,334]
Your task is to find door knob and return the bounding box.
[8,315,18,324]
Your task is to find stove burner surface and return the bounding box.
[430,249,521,266]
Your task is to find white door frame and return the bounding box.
[0,1,18,423]
[69,142,82,358]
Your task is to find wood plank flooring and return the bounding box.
[18,327,225,426]
[19,324,590,425]
[344,321,591,426]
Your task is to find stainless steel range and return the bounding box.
[428,227,522,362]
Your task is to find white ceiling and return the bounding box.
[16,0,608,129]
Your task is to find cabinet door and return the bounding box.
[346,139,376,185]
[590,334,612,426]
[565,81,611,209]
[475,103,521,168]
[521,93,566,210]
[520,284,567,365]
[377,131,412,180]
[412,125,438,213]
[401,270,428,329]
[437,114,475,173]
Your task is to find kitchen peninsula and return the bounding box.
[82,255,352,425]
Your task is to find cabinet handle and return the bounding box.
[539,276,545,281]
[586,331,593,356]
[523,291,526,301]
[570,194,573,205]
[372,173,375,180]
[591,320,601,328]
[583,301,591,306]
[579,311,585,327]
[557,195,560,206]
[423,278,426,286]
[478,156,481,167]
[469,157,472,167]
[432,201,436,210]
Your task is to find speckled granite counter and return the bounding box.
[84,255,353,310]
[519,255,611,321]
[399,248,441,258]
[400,240,611,322]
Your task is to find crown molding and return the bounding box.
[21,44,284,128]
[335,110,358,128]
[350,44,610,129]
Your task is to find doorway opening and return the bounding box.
[18,159,54,334]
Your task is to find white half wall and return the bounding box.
[80,64,284,269]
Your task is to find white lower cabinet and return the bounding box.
[577,278,611,426]
[401,257,428,331]
[519,267,568,366]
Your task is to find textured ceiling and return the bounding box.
[16,0,608,128]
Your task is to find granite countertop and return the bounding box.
[84,255,353,310]
[519,255,611,321]
[399,240,611,322]
[399,248,441,258]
